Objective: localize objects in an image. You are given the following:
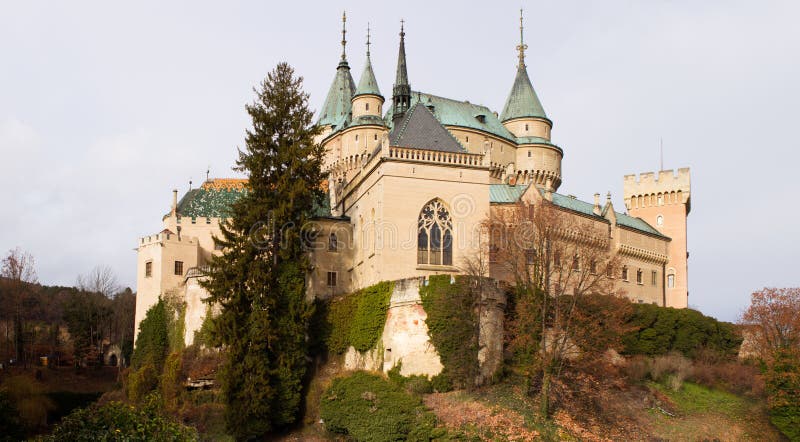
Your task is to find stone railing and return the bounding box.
[388,146,485,167]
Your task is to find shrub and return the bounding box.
[649,353,693,390]
[1,375,54,432]
[622,304,741,358]
[40,393,197,441]
[430,372,453,393]
[764,350,800,441]
[161,352,184,412]
[623,355,651,383]
[388,364,433,395]
[320,371,440,442]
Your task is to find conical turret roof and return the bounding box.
[500,66,547,121]
[500,10,548,122]
[354,27,382,98]
[318,13,357,127]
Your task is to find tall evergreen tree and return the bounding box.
[202,62,325,440]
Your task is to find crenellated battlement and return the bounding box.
[623,168,690,209]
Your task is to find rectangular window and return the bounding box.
[636,269,643,284]
[525,249,536,265]
[327,271,337,287]
[622,267,628,281]
[145,261,152,278]
[174,261,184,276]
[590,260,597,275]
[651,270,658,286]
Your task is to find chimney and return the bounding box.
[593,193,601,215]
[172,189,178,216]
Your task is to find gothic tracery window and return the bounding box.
[417,199,453,266]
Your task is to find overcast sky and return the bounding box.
[1,1,798,321]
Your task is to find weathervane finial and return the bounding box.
[366,23,371,57]
[341,11,348,61]
[516,8,528,69]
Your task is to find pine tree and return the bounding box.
[202,62,325,440]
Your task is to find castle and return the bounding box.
[134,13,691,378]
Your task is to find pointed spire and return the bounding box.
[318,12,356,127]
[392,20,411,123]
[500,9,547,122]
[355,23,382,98]
[517,8,528,69]
[340,11,348,64]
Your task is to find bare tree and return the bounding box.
[76,265,120,298]
[0,248,39,364]
[487,201,626,416]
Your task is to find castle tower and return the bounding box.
[318,12,357,130]
[502,10,563,190]
[623,168,691,308]
[351,25,385,121]
[391,21,411,125]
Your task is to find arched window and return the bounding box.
[417,199,453,266]
[328,233,338,252]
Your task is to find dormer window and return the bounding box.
[475,114,486,123]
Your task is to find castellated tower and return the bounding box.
[623,168,691,308]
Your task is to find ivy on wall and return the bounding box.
[419,275,480,390]
[319,281,394,355]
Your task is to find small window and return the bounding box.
[365,102,370,111]
[525,123,529,131]
[606,265,613,278]
[553,252,561,267]
[590,260,597,275]
[374,133,378,140]
[466,136,469,143]
[327,271,337,287]
[191,217,196,224]
[636,269,643,284]
[651,270,658,286]
[206,218,211,224]
[572,255,580,272]
[667,274,675,288]
[657,215,664,226]
[328,233,338,252]
[525,249,535,264]
[528,150,532,157]
[174,261,184,276]
[355,134,359,141]
[622,266,628,281]
[145,261,152,278]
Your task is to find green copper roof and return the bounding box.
[171,180,333,219]
[535,189,668,238]
[500,66,547,122]
[354,54,381,98]
[175,186,247,218]
[489,184,529,203]
[385,91,517,143]
[318,64,356,127]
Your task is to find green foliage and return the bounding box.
[622,304,741,358]
[161,352,184,412]
[193,306,219,348]
[765,350,800,441]
[1,375,54,432]
[430,373,454,393]
[320,281,394,355]
[320,371,443,442]
[131,299,168,370]
[388,362,434,395]
[127,363,159,404]
[40,393,197,441]
[420,275,480,390]
[163,293,187,353]
[201,62,324,439]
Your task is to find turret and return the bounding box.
[351,25,385,121]
[623,168,691,308]
[391,21,411,125]
[318,12,357,130]
[500,9,552,141]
